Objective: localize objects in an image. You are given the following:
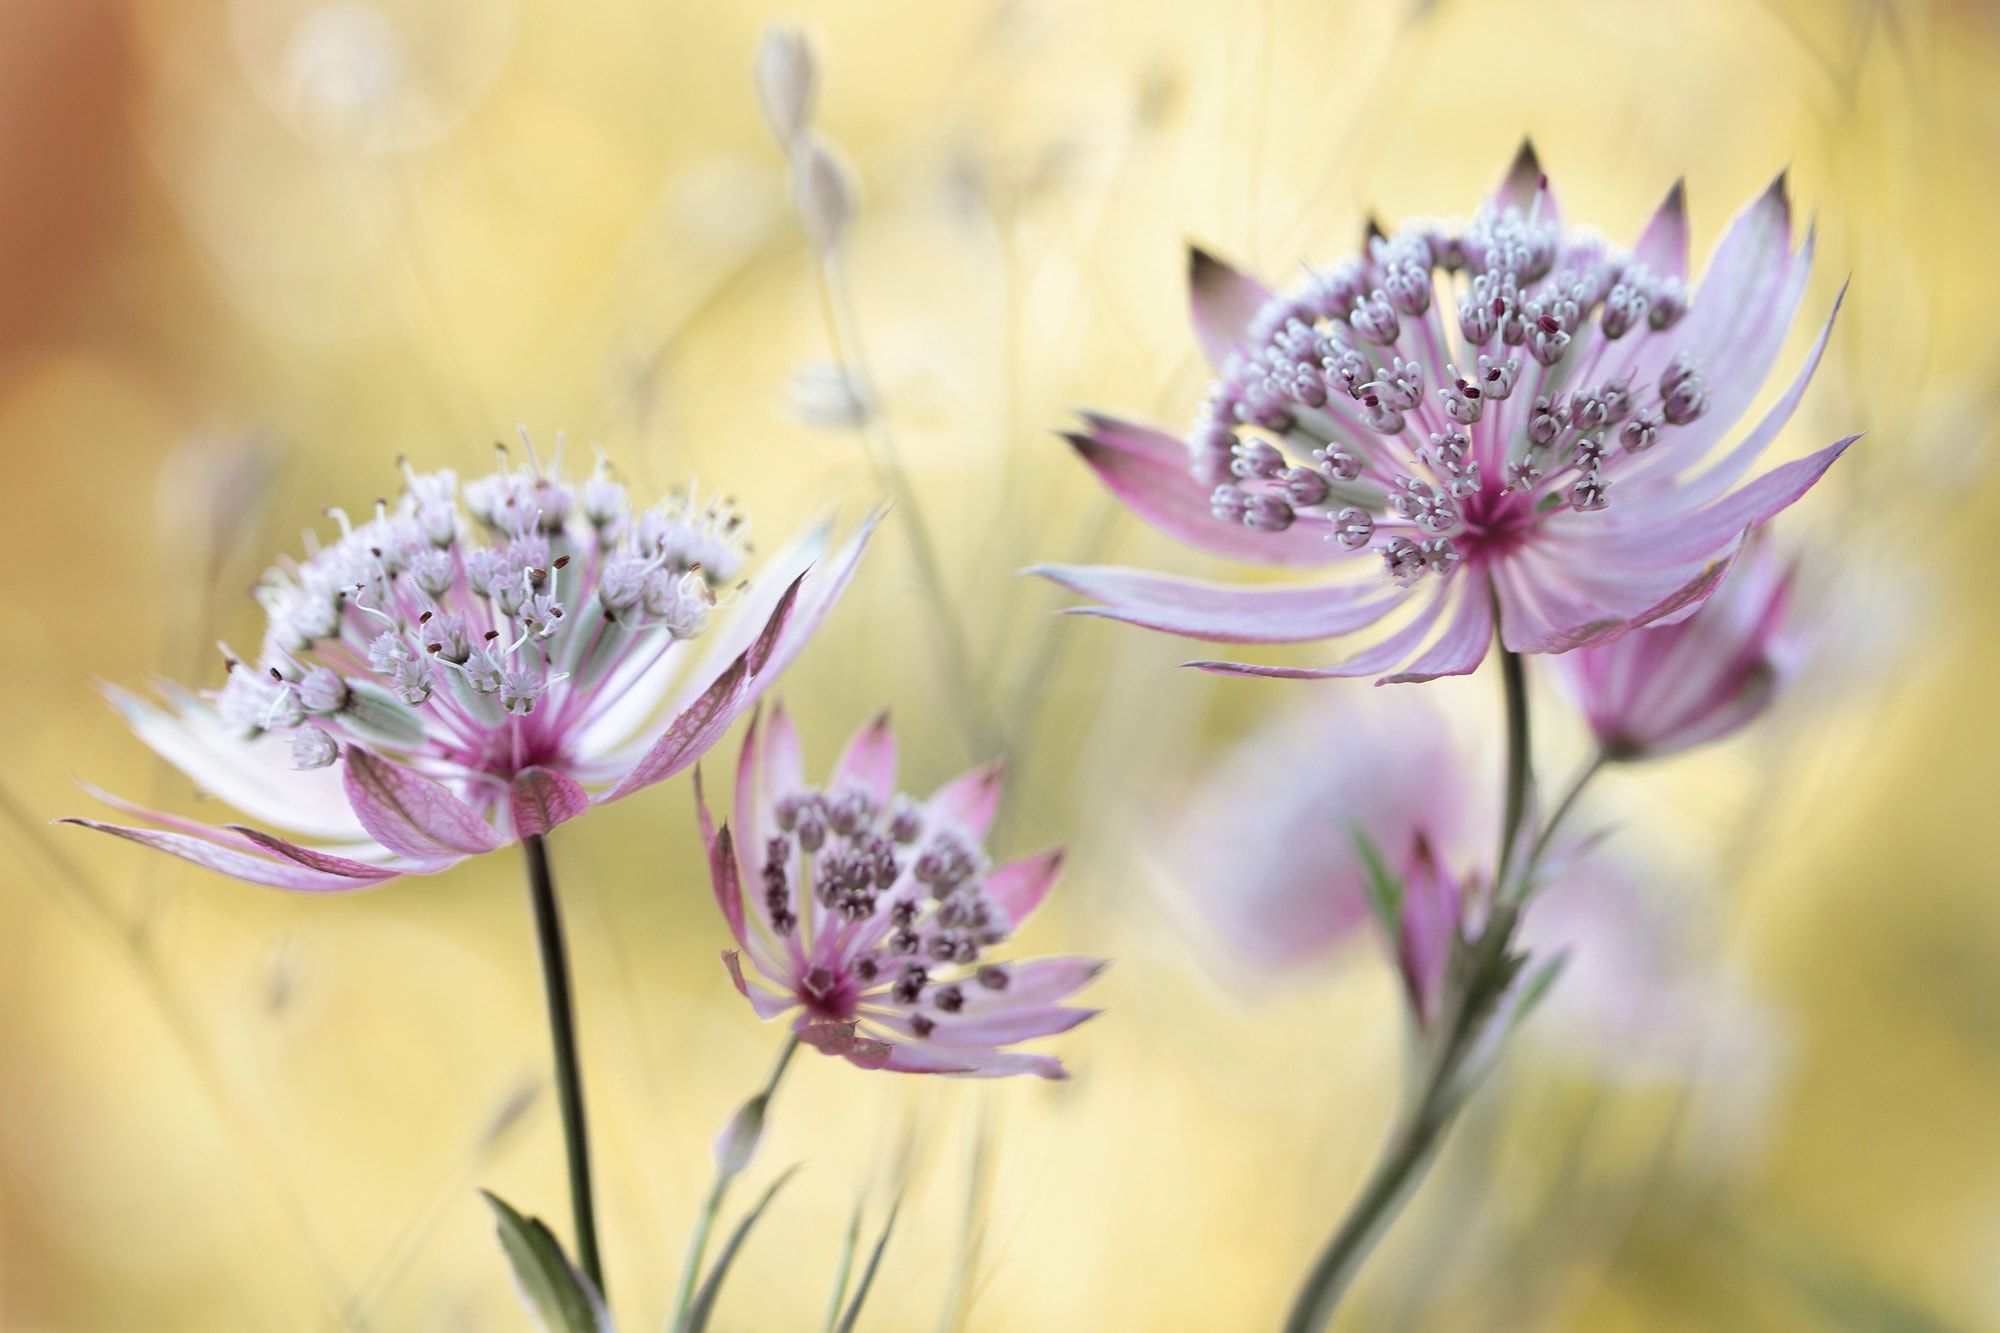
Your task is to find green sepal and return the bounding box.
[1348,823,1405,950]
[340,680,429,748]
[681,1166,801,1333]
[832,1199,901,1333]
[481,1190,612,1333]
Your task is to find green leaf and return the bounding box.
[683,1166,801,1333]
[820,1205,863,1333]
[1348,823,1405,948]
[833,1199,901,1333]
[1504,951,1568,1034]
[481,1191,613,1333]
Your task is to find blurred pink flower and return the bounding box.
[703,706,1101,1078]
[1166,685,1476,978]
[1168,685,1731,1051]
[1553,541,1800,760]
[1039,143,1854,683]
[67,442,879,891]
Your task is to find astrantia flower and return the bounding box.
[1553,539,1800,761]
[1168,685,1475,976]
[1166,685,1711,1049]
[67,438,879,891]
[1038,143,1855,683]
[1166,686,1484,1026]
[701,705,1102,1078]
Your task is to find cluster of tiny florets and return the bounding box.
[763,776,1015,1033]
[213,433,750,795]
[1193,197,1711,585]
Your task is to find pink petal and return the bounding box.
[869,1004,1098,1046]
[927,760,1005,840]
[1036,564,1404,643]
[710,824,749,949]
[735,507,883,717]
[1630,172,1800,417]
[876,1043,982,1074]
[1651,284,1846,510]
[961,956,1104,1009]
[342,749,505,860]
[1188,582,1451,680]
[1631,178,1688,280]
[722,950,796,1020]
[832,711,897,805]
[796,1018,888,1062]
[1188,245,1273,371]
[60,819,411,893]
[984,849,1065,929]
[1492,138,1559,227]
[598,639,757,803]
[509,767,588,840]
[226,826,426,878]
[102,683,368,842]
[1584,436,1857,569]
[1061,414,1337,568]
[763,701,804,802]
[646,521,829,727]
[1396,836,1459,1026]
[1379,586,1493,685]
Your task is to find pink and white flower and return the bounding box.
[1167,684,1750,1062]
[1553,539,1801,760]
[66,439,879,891]
[1038,143,1855,683]
[702,705,1101,1078]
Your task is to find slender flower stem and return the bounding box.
[1284,646,1538,1332]
[670,1034,802,1332]
[520,834,603,1295]
[811,252,998,758]
[1495,647,1533,889]
[1519,749,1608,898]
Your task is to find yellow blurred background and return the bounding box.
[4,0,1999,1328]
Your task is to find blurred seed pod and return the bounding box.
[753,26,817,148]
[790,134,855,252]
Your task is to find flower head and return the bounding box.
[1168,683,1736,1056]
[1555,539,1800,761]
[702,706,1102,1078]
[67,434,879,891]
[1038,142,1855,683]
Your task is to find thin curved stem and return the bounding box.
[1283,646,1537,1332]
[520,834,602,1295]
[670,1034,802,1332]
[1494,647,1533,889]
[1518,749,1607,899]
[811,251,998,758]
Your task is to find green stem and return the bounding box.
[670,1034,802,1331]
[1282,648,1537,1332]
[1517,750,1607,900]
[520,834,602,1296]
[812,251,997,758]
[1494,647,1533,889]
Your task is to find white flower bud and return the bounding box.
[290,724,340,770]
[790,135,854,253]
[753,27,817,146]
[714,1092,769,1183]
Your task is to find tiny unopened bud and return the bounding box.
[791,135,854,252]
[714,1092,770,1182]
[753,27,817,146]
[298,667,349,715]
[290,724,339,770]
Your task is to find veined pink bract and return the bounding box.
[1554,540,1801,760]
[67,441,880,891]
[1038,143,1855,683]
[702,705,1102,1078]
